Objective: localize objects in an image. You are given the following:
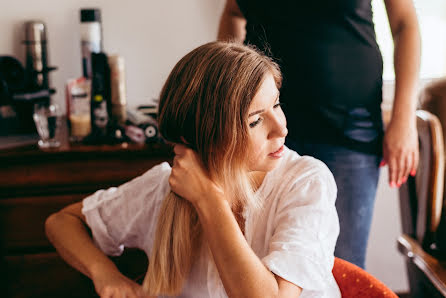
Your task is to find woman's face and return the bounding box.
[246,72,288,172]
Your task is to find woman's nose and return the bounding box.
[269,113,288,139]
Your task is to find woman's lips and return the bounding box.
[268,145,284,158]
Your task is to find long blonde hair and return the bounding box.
[142,41,281,296]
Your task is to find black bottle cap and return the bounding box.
[80,9,101,23]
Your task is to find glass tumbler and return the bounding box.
[33,103,62,148]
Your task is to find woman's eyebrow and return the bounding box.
[249,109,264,117]
[248,92,280,117]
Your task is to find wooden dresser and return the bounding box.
[0,140,173,297]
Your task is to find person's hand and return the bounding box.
[93,270,152,298]
[382,118,419,187]
[169,144,224,206]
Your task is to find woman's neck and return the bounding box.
[250,171,267,191]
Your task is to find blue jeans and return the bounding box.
[286,139,381,269]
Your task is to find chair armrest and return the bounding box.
[398,234,446,295]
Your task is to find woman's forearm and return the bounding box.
[388,2,421,124]
[391,23,420,124]
[195,196,279,298]
[45,204,119,281]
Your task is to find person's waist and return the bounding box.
[287,127,383,155]
[245,23,380,54]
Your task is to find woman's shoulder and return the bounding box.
[278,146,333,182]
[139,161,172,181]
[264,146,337,208]
[265,146,337,202]
[137,161,172,198]
[82,161,172,212]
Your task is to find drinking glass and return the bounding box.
[33,103,62,148]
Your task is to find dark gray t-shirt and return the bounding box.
[237,0,384,154]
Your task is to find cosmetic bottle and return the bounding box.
[90,52,110,140]
[80,8,102,79]
[108,55,127,125]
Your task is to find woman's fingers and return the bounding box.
[388,149,417,187]
[397,154,405,185]
[173,155,180,167]
[173,143,187,155]
[411,149,419,176]
[97,276,144,298]
[99,287,115,298]
[388,156,398,187]
[136,287,152,298]
[397,152,409,185]
[403,151,413,182]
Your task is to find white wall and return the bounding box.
[367,170,408,292]
[373,0,446,80]
[0,0,418,293]
[0,0,226,111]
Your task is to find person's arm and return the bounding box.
[382,0,420,187]
[196,195,302,298]
[217,0,246,42]
[45,202,150,298]
[169,145,302,297]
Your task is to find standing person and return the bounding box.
[46,41,341,297]
[218,0,420,268]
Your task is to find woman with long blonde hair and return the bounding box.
[45,41,340,298]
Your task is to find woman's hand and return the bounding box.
[93,270,151,298]
[169,144,224,206]
[382,118,419,187]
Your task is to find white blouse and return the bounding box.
[82,146,341,297]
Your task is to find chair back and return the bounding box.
[399,110,445,253]
[421,80,446,255]
[332,257,397,297]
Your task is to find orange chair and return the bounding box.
[332,257,398,297]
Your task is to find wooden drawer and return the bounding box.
[0,143,170,297]
[0,155,170,197]
[5,249,147,298]
[0,194,88,253]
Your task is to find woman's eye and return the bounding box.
[249,117,263,128]
[273,101,282,108]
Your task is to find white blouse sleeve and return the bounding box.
[81,162,171,256]
[261,160,339,291]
